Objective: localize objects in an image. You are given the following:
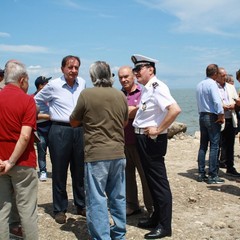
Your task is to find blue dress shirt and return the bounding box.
[196,77,224,115]
[34,76,86,122]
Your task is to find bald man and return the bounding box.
[118,66,153,216]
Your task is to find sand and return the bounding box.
[35,133,240,240]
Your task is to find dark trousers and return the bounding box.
[136,133,172,232]
[219,119,236,170]
[48,124,85,214]
[36,130,49,173]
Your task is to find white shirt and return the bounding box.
[133,76,176,134]
[217,83,231,119]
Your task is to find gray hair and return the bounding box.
[89,61,114,87]
[4,61,28,85]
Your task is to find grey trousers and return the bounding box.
[0,166,38,240]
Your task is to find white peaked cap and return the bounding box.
[131,54,159,66]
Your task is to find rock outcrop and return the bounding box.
[167,122,187,139]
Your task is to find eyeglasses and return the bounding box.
[132,64,150,74]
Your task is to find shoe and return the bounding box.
[55,212,66,224]
[197,174,208,182]
[219,162,227,168]
[76,207,86,217]
[138,217,158,229]
[226,168,240,177]
[144,225,172,239]
[126,208,141,216]
[207,176,225,184]
[39,171,47,181]
[10,226,23,239]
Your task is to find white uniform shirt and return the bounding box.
[133,76,176,134]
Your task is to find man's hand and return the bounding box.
[144,126,159,139]
[234,98,240,106]
[0,159,5,172]
[216,114,225,124]
[223,104,235,111]
[0,160,14,175]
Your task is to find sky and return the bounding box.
[1,0,240,93]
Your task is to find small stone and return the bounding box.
[188,197,197,203]
[213,221,226,229]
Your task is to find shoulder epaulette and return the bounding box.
[152,82,159,89]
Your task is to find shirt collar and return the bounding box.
[61,75,79,87]
[216,81,225,89]
[121,83,141,95]
[144,76,157,89]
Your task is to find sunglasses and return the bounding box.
[132,64,150,74]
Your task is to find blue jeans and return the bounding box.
[36,131,48,173]
[85,158,126,240]
[197,113,221,177]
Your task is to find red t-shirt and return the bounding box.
[0,84,37,167]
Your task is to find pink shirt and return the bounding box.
[122,84,141,145]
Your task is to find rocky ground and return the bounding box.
[13,133,240,239]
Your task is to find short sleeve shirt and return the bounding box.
[70,87,129,162]
[0,84,37,167]
[133,76,176,134]
[122,84,141,145]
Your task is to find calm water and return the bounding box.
[29,85,199,135]
[171,88,199,135]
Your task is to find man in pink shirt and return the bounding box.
[118,66,153,216]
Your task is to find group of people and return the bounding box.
[196,64,240,185]
[0,54,181,240]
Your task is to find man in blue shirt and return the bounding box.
[196,64,225,184]
[35,55,86,224]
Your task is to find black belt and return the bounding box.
[200,112,217,116]
[52,121,71,127]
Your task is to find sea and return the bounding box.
[29,85,198,135]
[170,88,199,136]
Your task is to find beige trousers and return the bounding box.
[0,166,39,240]
[125,144,153,213]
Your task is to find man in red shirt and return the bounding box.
[0,61,38,239]
[0,68,4,90]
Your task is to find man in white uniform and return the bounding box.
[131,54,181,239]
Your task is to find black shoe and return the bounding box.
[55,212,66,224]
[138,217,158,229]
[207,176,225,184]
[126,208,141,217]
[197,174,208,182]
[226,168,240,177]
[9,225,23,239]
[144,226,172,239]
[76,207,86,217]
[219,162,227,168]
